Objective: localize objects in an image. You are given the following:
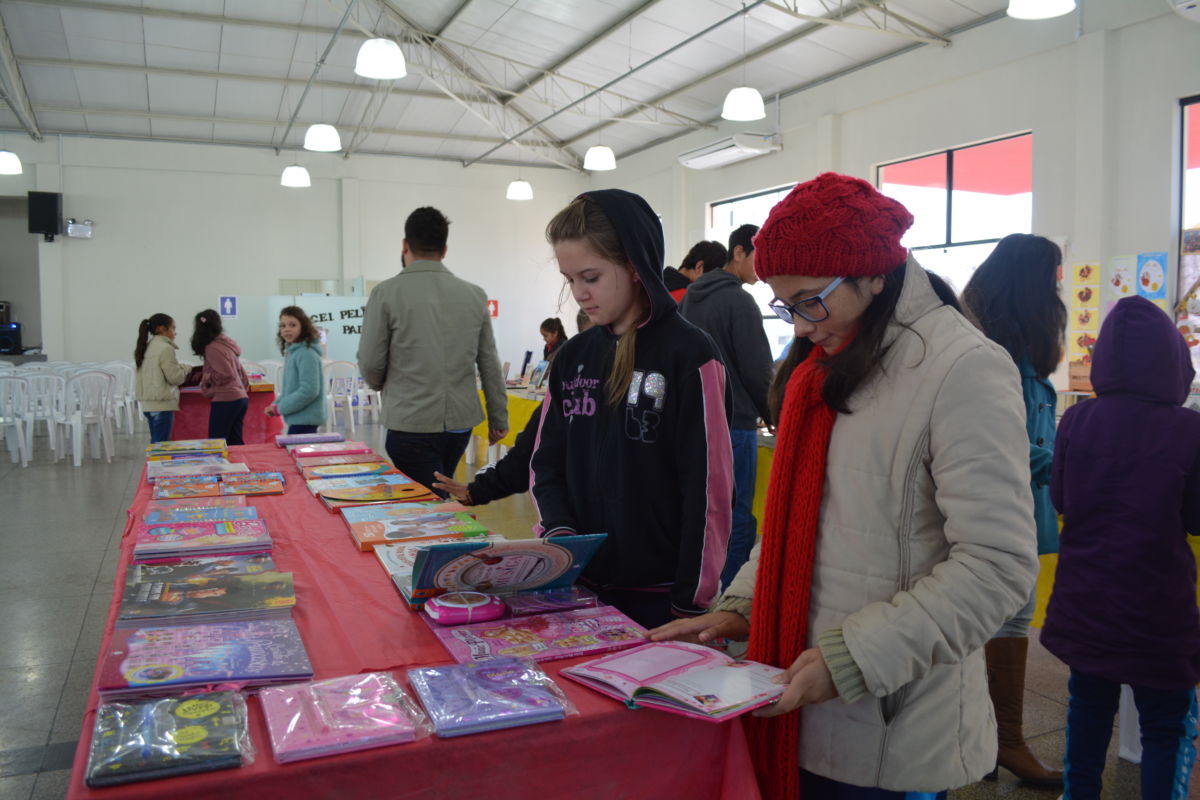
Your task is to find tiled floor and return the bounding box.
[0,421,1192,799]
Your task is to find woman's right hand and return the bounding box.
[647,611,750,644]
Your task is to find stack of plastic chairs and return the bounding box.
[0,376,31,467]
[325,361,360,434]
[24,373,66,460]
[62,370,115,466]
[103,361,137,433]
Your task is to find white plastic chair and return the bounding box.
[356,381,382,425]
[259,359,284,389]
[25,373,65,459]
[325,361,360,433]
[0,376,30,467]
[62,370,115,466]
[240,359,267,381]
[102,361,137,433]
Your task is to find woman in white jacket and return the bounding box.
[651,173,1038,800]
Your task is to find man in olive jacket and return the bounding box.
[357,207,508,495]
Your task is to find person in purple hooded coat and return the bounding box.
[1041,295,1200,800]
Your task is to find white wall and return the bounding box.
[0,196,40,346]
[0,137,589,365]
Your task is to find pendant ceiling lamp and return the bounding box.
[583,145,616,171]
[355,38,407,80]
[721,4,766,122]
[0,149,22,175]
[505,179,533,200]
[304,123,342,152]
[280,165,311,188]
[1006,0,1076,19]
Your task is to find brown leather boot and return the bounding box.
[984,637,1063,786]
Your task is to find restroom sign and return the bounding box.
[219,296,238,317]
[487,299,499,317]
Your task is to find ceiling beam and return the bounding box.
[765,1,948,46]
[858,1,951,45]
[561,0,867,148]
[434,0,474,37]
[0,6,40,138]
[274,0,356,153]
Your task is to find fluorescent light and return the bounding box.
[280,165,311,188]
[304,123,342,152]
[0,149,21,175]
[583,145,616,171]
[355,38,407,80]
[505,179,533,200]
[1006,0,1075,19]
[721,87,766,122]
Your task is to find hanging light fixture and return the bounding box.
[304,123,342,152]
[583,145,616,171]
[505,179,533,200]
[280,165,311,188]
[1006,0,1075,19]
[721,4,766,122]
[0,149,22,175]
[355,38,407,80]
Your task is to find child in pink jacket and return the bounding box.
[190,309,249,445]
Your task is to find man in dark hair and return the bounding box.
[667,240,728,303]
[678,222,770,590]
[358,206,508,496]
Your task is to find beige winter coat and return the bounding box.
[135,335,189,412]
[719,259,1038,791]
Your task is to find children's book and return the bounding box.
[560,641,785,721]
[502,586,600,616]
[220,472,286,496]
[300,462,399,481]
[153,478,222,500]
[98,618,314,699]
[118,571,296,626]
[132,519,272,560]
[406,534,607,608]
[431,605,646,664]
[305,473,417,495]
[288,441,373,458]
[274,432,344,447]
[407,658,567,737]
[143,496,247,516]
[146,439,227,455]
[293,453,384,468]
[375,535,507,600]
[259,672,427,762]
[84,691,250,787]
[146,461,249,483]
[320,483,440,512]
[142,506,259,524]
[343,507,487,551]
[124,553,277,586]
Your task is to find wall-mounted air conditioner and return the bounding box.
[677,132,781,170]
[1168,0,1200,22]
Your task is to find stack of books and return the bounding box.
[146,460,250,483]
[305,473,440,512]
[287,440,374,460]
[407,658,569,737]
[274,431,344,447]
[117,570,296,627]
[132,518,272,560]
[376,534,507,600]
[145,439,229,461]
[342,502,484,551]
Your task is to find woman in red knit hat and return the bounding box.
[651,172,1039,799]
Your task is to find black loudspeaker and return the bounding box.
[28,191,63,240]
[0,322,21,354]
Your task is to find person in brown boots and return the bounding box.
[962,235,1067,786]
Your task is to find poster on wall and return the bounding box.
[1067,263,1100,393]
[1136,251,1168,303]
[1179,227,1200,374]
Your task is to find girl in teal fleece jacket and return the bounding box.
[269,306,326,434]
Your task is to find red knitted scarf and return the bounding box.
[744,345,837,800]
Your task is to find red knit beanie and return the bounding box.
[753,172,914,280]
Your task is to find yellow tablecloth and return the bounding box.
[470,389,544,461]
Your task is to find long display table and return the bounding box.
[66,443,760,800]
[173,388,283,444]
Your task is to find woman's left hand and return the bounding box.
[753,647,838,717]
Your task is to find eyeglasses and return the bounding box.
[767,276,846,323]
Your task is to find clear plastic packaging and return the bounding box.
[258,672,431,763]
[407,657,578,738]
[501,585,599,616]
[85,691,253,787]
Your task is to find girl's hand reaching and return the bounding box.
[647,611,749,645]
[432,471,471,505]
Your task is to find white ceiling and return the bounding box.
[0,0,1007,170]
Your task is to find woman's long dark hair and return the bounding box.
[960,233,1065,379]
[134,313,173,368]
[190,309,223,357]
[277,305,321,354]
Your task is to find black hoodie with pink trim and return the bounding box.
[528,189,735,617]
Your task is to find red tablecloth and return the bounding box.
[66,444,760,800]
[173,390,283,444]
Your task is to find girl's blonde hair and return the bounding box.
[546,197,645,407]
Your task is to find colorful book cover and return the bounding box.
[320,483,440,511]
[146,461,248,482]
[132,519,271,558]
[305,473,416,495]
[219,472,286,496]
[274,432,345,447]
[153,480,222,500]
[407,658,566,737]
[560,641,785,722]
[143,496,247,516]
[375,535,507,599]
[98,619,314,698]
[288,441,373,458]
[125,553,277,586]
[300,462,399,481]
[143,506,259,523]
[293,453,384,468]
[407,535,606,606]
[259,673,423,762]
[431,606,646,664]
[118,571,295,624]
[344,508,488,551]
[85,691,248,786]
[146,439,227,454]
